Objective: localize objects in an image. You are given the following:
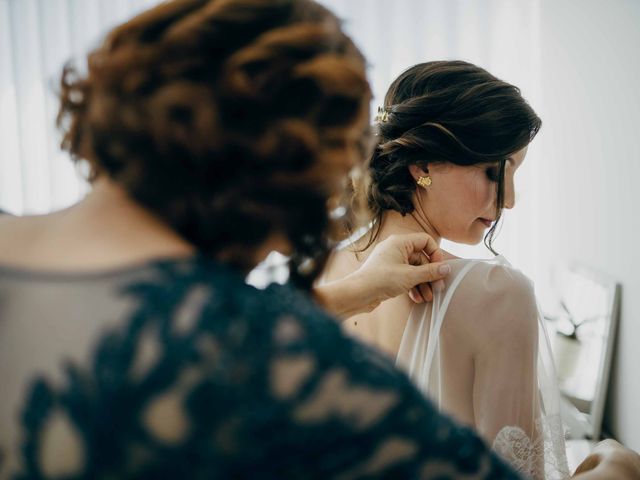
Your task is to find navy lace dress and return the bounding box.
[0,257,523,479]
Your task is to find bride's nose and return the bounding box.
[503,176,516,210]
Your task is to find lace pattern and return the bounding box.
[2,259,524,479]
[493,415,569,480]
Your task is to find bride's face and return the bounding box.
[410,146,528,244]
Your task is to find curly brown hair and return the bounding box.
[57,0,371,288]
[356,61,541,253]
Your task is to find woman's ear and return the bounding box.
[408,164,429,181]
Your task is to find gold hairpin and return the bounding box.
[375,106,389,124]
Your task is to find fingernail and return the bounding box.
[438,264,451,275]
[410,290,422,303]
[433,279,445,292]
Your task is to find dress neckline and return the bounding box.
[0,254,213,282]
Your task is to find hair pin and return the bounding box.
[375,106,389,124]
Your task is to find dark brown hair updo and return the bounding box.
[360,60,541,253]
[57,0,371,288]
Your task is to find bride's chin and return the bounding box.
[461,230,486,246]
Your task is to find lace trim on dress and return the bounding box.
[493,414,569,480]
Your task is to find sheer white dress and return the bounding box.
[396,255,570,479]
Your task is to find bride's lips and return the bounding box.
[479,218,494,228]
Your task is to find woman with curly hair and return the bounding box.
[0,1,638,479]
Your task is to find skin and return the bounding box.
[407,145,527,245]
[573,439,640,479]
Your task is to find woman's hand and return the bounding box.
[356,233,451,304]
[315,233,451,319]
[572,439,640,479]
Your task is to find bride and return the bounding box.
[321,61,570,479]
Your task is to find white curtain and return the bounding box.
[0,0,162,216]
[0,0,543,282]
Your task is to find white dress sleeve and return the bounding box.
[396,256,570,480]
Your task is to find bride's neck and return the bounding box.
[376,209,441,245]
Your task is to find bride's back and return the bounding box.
[322,247,412,356]
[322,249,539,436]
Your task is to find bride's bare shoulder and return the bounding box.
[445,258,533,297]
[445,258,538,344]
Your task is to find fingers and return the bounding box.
[400,232,454,265]
[573,440,640,478]
[408,284,432,303]
[410,262,451,286]
[417,281,433,302]
[407,261,450,305]
[400,232,440,258]
[400,235,450,302]
[378,233,451,304]
[408,287,424,303]
[574,453,602,474]
[429,249,446,263]
[408,251,424,266]
[408,250,435,303]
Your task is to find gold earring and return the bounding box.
[417,175,432,188]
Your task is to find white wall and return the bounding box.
[537,0,640,449]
